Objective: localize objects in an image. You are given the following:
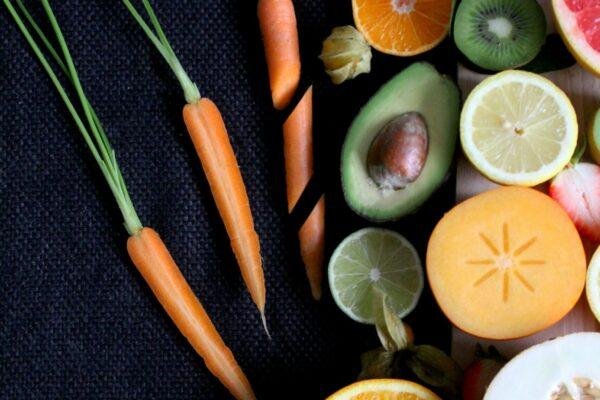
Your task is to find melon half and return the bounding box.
[485,332,600,399]
[552,0,600,76]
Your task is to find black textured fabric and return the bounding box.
[1,1,457,398]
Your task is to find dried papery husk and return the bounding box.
[320,25,372,84]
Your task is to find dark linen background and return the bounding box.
[0,1,457,398]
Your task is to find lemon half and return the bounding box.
[461,70,578,186]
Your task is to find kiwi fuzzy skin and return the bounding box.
[453,0,547,71]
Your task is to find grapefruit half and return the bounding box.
[552,0,600,76]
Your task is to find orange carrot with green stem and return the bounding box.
[257,0,301,110]
[3,1,256,399]
[122,0,267,331]
[282,87,325,299]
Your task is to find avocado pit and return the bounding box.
[367,112,428,190]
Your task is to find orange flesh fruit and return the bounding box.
[352,0,453,56]
[426,186,586,340]
[327,379,441,400]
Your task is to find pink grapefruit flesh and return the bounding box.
[553,0,600,76]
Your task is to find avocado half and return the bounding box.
[341,62,460,222]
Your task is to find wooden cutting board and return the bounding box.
[452,0,600,368]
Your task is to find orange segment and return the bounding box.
[352,0,453,56]
[327,379,441,400]
[426,186,586,340]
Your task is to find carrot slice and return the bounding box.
[257,0,301,110]
[283,87,325,299]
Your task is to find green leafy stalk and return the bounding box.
[4,0,142,235]
[122,0,200,104]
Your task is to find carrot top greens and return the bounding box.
[4,0,142,235]
[122,0,200,104]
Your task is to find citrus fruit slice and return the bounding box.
[327,379,441,400]
[460,70,578,186]
[590,107,600,164]
[552,0,600,77]
[427,186,586,340]
[328,228,423,324]
[352,0,454,56]
[586,246,600,324]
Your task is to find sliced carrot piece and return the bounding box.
[257,0,301,110]
[283,87,325,299]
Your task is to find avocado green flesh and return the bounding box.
[341,62,460,222]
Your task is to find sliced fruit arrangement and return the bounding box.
[590,108,600,164]
[342,62,460,222]
[352,0,454,56]
[460,70,578,186]
[462,346,506,400]
[587,246,600,324]
[454,0,546,71]
[328,228,423,324]
[327,379,441,400]
[484,332,600,399]
[427,186,586,340]
[550,162,600,243]
[552,0,600,77]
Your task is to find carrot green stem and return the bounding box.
[4,0,142,235]
[122,0,200,104]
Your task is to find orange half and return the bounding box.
[327,379,441,400]
[352,0,454,56]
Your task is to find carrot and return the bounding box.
[182,99,265,314]
[282,87,325,300]
[122,0,267,331]
[257,0,301,110]
[127,228,255,400]
[3,2,257,399]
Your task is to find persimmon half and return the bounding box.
[426,186,586,340]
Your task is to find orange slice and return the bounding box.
[327,379,441,400]
[352,0,454,56]
[426,186,586,340]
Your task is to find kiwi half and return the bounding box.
[454,0,546,71]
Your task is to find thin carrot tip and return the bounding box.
[310,284,322,301]
[260,312,271,339]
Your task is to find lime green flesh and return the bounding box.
[341,62,460,221]
[328,228,424,324]
[590,108,600,165]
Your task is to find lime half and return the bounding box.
[328,228,423,324]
